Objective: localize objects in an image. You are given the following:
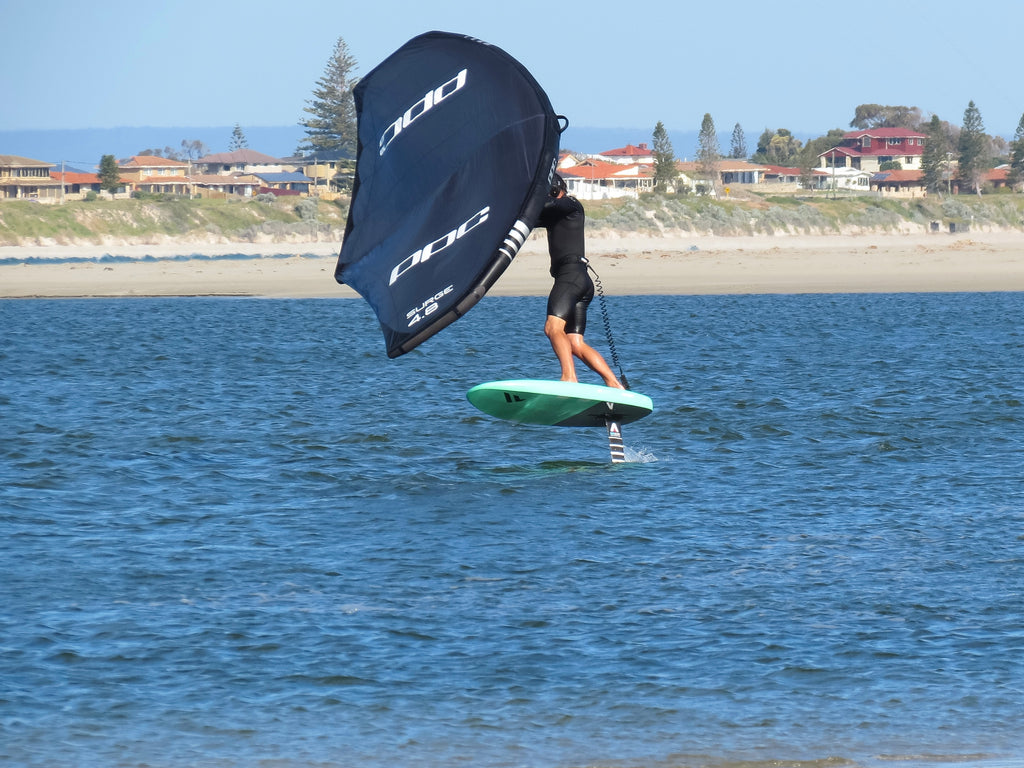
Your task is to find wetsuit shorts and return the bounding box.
[547,261,594,335]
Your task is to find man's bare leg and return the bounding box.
[568,333,624,389]
[544,315,577,382]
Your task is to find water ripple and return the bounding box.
[1,294,1023,768]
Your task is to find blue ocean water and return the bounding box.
[2,292,1022,768]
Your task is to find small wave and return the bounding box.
[624,444,658,463]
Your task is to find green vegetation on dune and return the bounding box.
[1,193,1023,247]
[0,196,349,246]
[584,193,1024,237]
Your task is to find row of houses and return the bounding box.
[558,128,1013,200]
[3,129,1015,203]
[555,146,868,200]
[0,149,349,202]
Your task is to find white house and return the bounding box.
[559,159,654,200]
[817,166,872,191]
[597,142,655,165]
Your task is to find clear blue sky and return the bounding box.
[3,0,1022,137]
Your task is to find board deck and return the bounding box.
[467,379,653,427]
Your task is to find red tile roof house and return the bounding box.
[819,128,927,173]
[762,165,804,184]
[871,168,927,196]
[982,166,1011,190]
[118,156,192,196]
[598,142,655,165]
[558,159,654,200]
[871,166,1010,197]
[48,168,103,200]
[951,166,1012,194]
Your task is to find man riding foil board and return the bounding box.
[535,173,624,389]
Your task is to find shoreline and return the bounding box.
[1,230,1023,298]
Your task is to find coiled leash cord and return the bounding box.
[588,263,630,390]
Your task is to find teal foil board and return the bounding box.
[467,379,653,427]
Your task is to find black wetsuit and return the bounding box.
[536,194,594,335]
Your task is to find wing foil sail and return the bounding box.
[336,31,561,358]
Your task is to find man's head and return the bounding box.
[550,173,567,198]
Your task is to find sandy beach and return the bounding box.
[1,229,1022,298]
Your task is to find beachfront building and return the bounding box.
[252,171,315,196]
[190,173,260,199]
[871,169,926,196]
[49,167,102,199]
[715,159,769,185]
[761,165,804,185]
[0,155,62,201]
[982,166,1011,191]
[284,149,354,198]
[556,150,581,170]
[675,160,766,194]
[193,149,293,176]
[118,155,192,195]
[819,166,873,192]
[559,159,655,200]
[598,143,656,165]
[870,165,1012,197]
[819,128,927,174]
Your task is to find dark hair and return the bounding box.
[550,173,567,197]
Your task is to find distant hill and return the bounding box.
[0,125,702,167]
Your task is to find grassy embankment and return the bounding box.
[587,191,1024,236]
[2,191,1024,247]
[0,196,349,247]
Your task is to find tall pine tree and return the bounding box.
[730,123,747,159]
[652,121,678,191]
[298,37,358,157]
[1007,112,1024,192]
[97,154,121,196]
[696,113,720,195]
[229,124,248,151]
[957,100,987,195]
[920,114,949,194]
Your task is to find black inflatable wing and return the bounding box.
[336,31,562,358]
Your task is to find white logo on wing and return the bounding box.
[389,206,490,286]
[379,68,468,157]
